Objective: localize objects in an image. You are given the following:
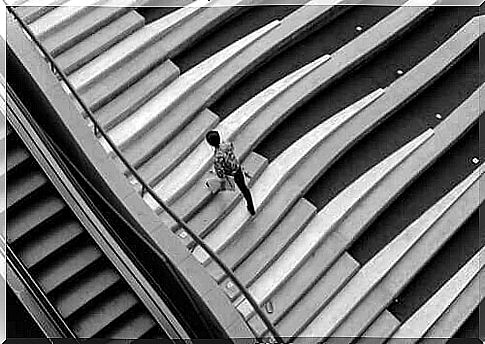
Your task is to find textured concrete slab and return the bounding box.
[15,0,67,24]
[356,310,401,344]
[107,20,280,152]
[68,0,202,91]
[81,53,178,112]
[42,5,129,56]
[56,11,144,75]
[221,198,317,296]
[275,253,360,338]
[133,110,219,185]
[422,267,484,340]
[158,0,259,57]
[388,244,484,343]
[236,128,433,319]
[95,60,180,132]
[301,163,484,339]
[28,0,103,40]
[247,245,356,337]
[193,89,384,265]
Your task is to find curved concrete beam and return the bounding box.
[301,163,484,340]
[237,127,434,320]
[153,53,331,205]
[192,88,385,265]
[68,0,206,91]
[29,0,105,39]
[107,0,352,165]
[388,245,484,342]
[107,19,280,150]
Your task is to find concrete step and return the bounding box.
[35,241,103,294]
[355,310,401,344]
[300,163,484,340]
[153,54,331,209]
[193,89,385,267]
[244,231,344,337]
[68,0,204,91]
[7,168,49,210]
[71,288,138,338]
[15,0,68,24]
[221,198,316,297]
[158,0,256,57]
[113,0,351,156]
[7,142,31,176]
[235,129,435,320]
[95,60,180,132]
[273,253,361,338]
[179,152,268,246]
[16,218,84,269]
[421,268,484,340]
[101,307,157,339]
[133,109,219,186]
[42,4,131,57]
[28,0,103,40]
[387,245,485,343]
[56,11,144,75]
[7,194,65,244]
[157,151,267,234]
[54,265,121,318]
[106,20,280,156]
[81,56,178,113]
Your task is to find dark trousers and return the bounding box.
[233,168,255,212]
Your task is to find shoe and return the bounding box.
[247,205,256,216]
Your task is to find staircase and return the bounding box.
[5,120,168,340]
[8,0,484,340]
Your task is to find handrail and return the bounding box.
[6,83,193,340]
[7,6,283,342]
[6,245,78,339]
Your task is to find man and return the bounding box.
[205,130,256,216]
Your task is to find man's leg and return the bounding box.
[234,168,255,215]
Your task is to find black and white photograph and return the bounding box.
[1,0,483,342]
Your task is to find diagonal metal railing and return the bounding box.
[6,5,283,342]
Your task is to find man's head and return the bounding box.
[206,130,221,148]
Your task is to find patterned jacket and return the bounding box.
[213,141,240,178]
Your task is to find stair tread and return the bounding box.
[16,218,84,269]
[28,0,100,40]
[356,310,401,344]
[6,143,30,175]
[155,152,265,232]
[95,60,180,132]
[224,198,316,295]
[275,253,361,338]
[183,152,267,242]
[101,308,157,340]
[7,194,65,244]
[245,231,347,327]
[15,0,69,24]
[35,241,103,294]
[7,169,48,209]
[135,109,218,185]
[56,11,144,75]
[43,6,129,56]
[54,265,121,319]
[71,288,139,338]
[81,44,175,112]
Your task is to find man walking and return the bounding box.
[205,130,256,216]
